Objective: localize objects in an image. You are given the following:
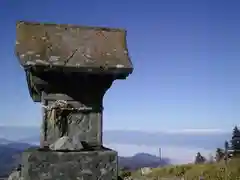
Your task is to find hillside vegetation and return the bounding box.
[121,126,240,180]
[136,158,240,180]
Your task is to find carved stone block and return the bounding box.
[21,148,118,180]
[15,21,133,75]
[13,21,134,180]
[43,109,102,147]
[40,92,103,149]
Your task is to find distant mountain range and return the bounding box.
[0,139,170,177]
[0,126,232,165]
[119,152,170,170]
[0,126,231,150]
[0,144,26,177]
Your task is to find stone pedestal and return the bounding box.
[21,148,118,180]
[12,21,133,180]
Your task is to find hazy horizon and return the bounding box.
[0,126,232,163]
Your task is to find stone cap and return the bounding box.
[15,21,133,78]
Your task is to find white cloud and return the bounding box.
[104,128,229,134]
[163,128,229,134]
[104,143,213,164]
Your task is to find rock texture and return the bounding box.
[43,96,104,149]
[8,171,21,180]
[16,21,133,75]
[49,136,84,151]
[21,148,118,180]
[12,21,134,180]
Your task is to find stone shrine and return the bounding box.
[11,21,133,180]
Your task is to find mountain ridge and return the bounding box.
[0,140,170,177]
[7,128,231,150]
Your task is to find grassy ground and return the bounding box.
[126,158,240,180]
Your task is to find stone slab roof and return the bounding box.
[15,21,133,76]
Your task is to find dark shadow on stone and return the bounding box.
[15,164,21,171]
[29,70,115,111]
[118,176,124,180]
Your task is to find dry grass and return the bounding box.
[129,158,240,180]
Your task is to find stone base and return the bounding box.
[20,148,118,180]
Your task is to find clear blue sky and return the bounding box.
[0,0,240,131]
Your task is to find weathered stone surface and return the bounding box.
[21,148,118,180]
[15,21,133,76]
[13,21,134,180]
[49,136,84,151]
[8,171,21,180]
[44,110,102,148]
[40,91,106,148]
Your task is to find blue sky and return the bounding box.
[0,0,240,131]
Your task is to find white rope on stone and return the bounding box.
[41,100,92,111]
[41,100,68,110]
[41,100,68,128]
[41,99,93,128]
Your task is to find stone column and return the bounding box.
[13,21,133,180]
[39,74,114,149]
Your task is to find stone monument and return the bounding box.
[12,21,133,180]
